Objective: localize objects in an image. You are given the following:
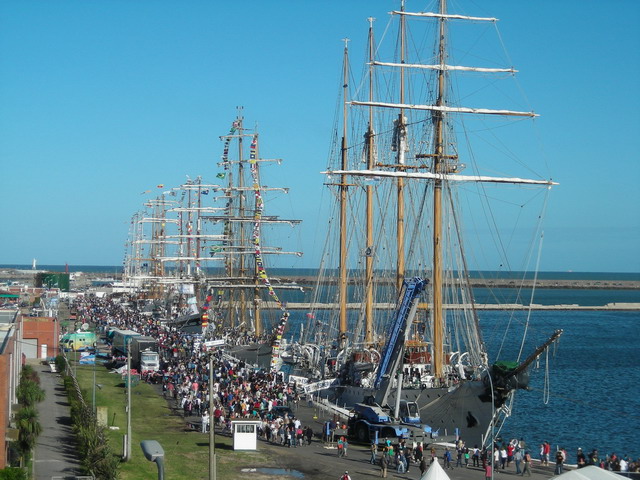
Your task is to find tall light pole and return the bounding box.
[209,354,216,480]
[482,366,495,480]
[126,340,132,461]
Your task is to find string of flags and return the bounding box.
[247,134,291,371]
[220,121,239,166]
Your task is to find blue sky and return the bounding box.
[0,0,638,273]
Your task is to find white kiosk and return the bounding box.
[231,420,262,451]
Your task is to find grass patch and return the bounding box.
[72,361,274,479]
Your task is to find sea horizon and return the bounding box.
[1,263,639,282]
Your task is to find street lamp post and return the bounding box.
[92,354,96,413]
[125,340,132,461]
[140,440,165,480]
[483,366,495,480]
[209,354,217,480]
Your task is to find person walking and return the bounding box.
[396,450,406,473]
[370,441,378,464]
[381,447,390,478]
[444,448,453,469]
[420,455,428,475]
[522,451,532,476]
[485,461,493,480]
[473,445,480,467]
[337,436,345,457]
[404,448,412,474]
[555,449,565,475]
[514,448,523,474]
[201,410,209,433]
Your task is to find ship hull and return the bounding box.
[227,343,272,368]
[317,380,493,446]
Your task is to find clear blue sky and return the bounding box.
[1,1,638,273]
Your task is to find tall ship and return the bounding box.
[122,112,302,365]
[297,1,563,447]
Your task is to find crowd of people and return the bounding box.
[73,295,316,445]
[71,295,640,478]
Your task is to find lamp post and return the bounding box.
[140,440,165,480]
[482,366,495,480]
[92,352,96,413]
[125,340,132,461]
[209,354,217,480]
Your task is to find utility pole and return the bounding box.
[209,355,217,480]
[126,340,132,461]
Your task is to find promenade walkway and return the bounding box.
[32,361,84,480]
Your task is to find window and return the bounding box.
[236,424,255,434]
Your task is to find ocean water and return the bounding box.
[480,310,640,462]
[2,264,640,282]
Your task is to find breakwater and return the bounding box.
[280,302,640,311]
[283,276,640,290]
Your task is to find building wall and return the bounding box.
[0,317,20,469]
[22,317,58,359]
[0,349,9,468]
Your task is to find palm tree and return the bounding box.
[19,365,39,385]
[16,381,44,408]
[15,407,42,461]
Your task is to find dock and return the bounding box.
[255,399,574,480]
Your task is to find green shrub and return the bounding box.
[63,372,119,480]
[0,467,27,480]
[54,355,66,374]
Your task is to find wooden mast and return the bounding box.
[396,0,407,293]
[253,133,262,337]
[224,128,234,329]
[338,39,350,347]
[364,19,375,345]
[195,178,203,304]
[432,0,447,378]
[237,115,247,330]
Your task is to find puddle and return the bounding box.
[241,467,305,478]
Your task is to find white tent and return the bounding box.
[420,458,452,480]
[552,466,622,480]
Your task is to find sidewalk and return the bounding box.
[32,361,84,480]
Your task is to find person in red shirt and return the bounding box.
[543,442,551,466]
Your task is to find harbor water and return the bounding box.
[481,309,640,462]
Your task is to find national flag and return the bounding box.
[216,173,226,179]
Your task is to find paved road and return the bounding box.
[32,361,84,480]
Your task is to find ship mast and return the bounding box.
[338,38,349,347]
[364,20,375,345]
[252,134,263,336]
[432,0,447,378]
[395,0,407,292]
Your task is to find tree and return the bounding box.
[15,407,42,457]
[19,366,39,385]
[16,382,44,408]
